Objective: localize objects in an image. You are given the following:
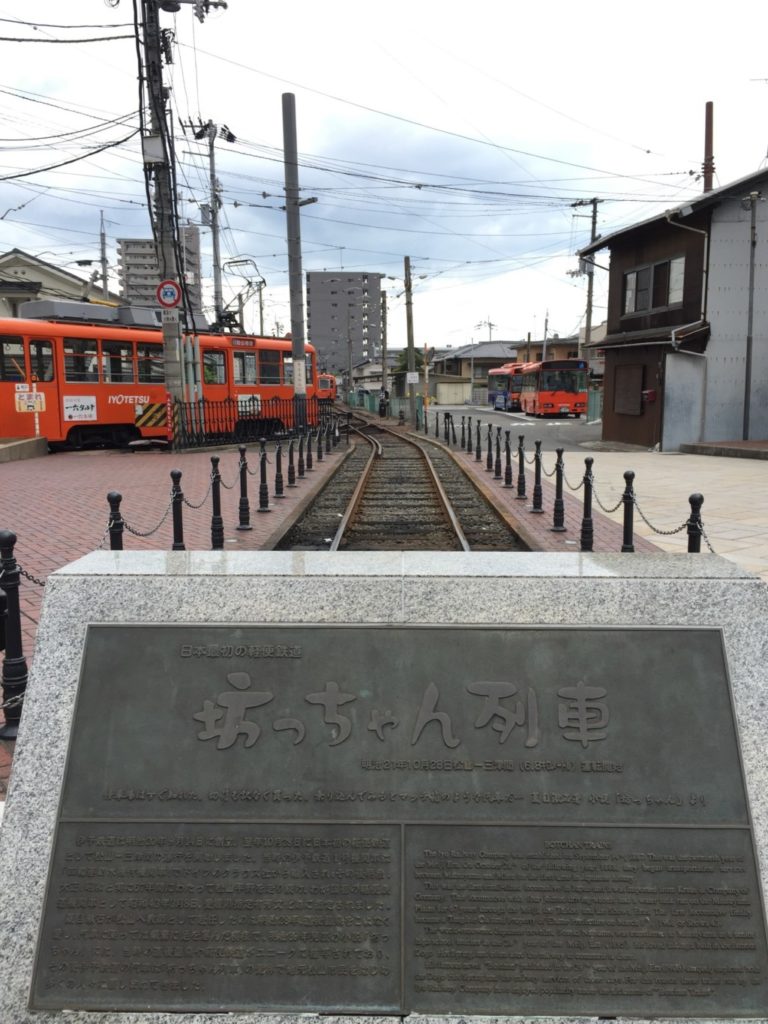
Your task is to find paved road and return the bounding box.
[427,404,603,453]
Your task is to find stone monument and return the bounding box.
[0,549,766,1024]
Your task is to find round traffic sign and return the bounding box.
[156,279,182,308]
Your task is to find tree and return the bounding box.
[394,348,424,372]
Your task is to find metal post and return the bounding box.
[621,470,635,552]
[435,410,439,439]
[494,427,502,479]
[297,434,306,478]
[237,446,252,530]
[486,424,493,471]
[504,431,513,488]
[316,427,323,463]
[475,421,482,462]
[287,440,297,487]
[346,412,351,446]
[517,435,527,500]
[531,441,543,512]
[404,255,417,428]
[170,469,185,550]
[274,443,285,498]
[687,493,704,553]
[450,415,457,446]
[210,455,224,549]
[107,491,124,550]
[551,448,566,532]
[325,423,332,455]
[0,530,28,739]
[466,416,473,455]
[580,457,594,551]
[258,445,271,513]
[461,416,466,449]
[444,413,450,444]
[306,429,314,471]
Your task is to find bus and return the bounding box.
[0,305,319,447]
[488,362,524,411]
[316,373,337,401]
[518,358,588,418]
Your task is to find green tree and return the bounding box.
[394,348,424,372]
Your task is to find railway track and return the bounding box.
[275,422,526,552]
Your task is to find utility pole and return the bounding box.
[542,310,549,361]
[182,118,235,328]
[404,256,417,428]
[99,211,109,299]
[475,317,496,342]
[743,191,760,440]
[381,291,388,393]
[142,0,184,399]
[282,93,316,424]
[572,197,601,359]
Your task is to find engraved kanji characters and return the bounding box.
[557,681,609,747]
[467,682,540,747]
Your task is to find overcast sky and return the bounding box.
[1,0,767,350]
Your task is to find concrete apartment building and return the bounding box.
[306,271,383,380]
[116,225,202,313]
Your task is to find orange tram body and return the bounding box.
[0,313,320,448]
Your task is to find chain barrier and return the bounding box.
[18,564,46,588]
[182,476,214,510]
[524,453,536,465]
[562,470,585,492]
[97,522,114,550]
[122,495,175,538]
[542,458,557,479]
[632,496,689,538]
[219,467,239,491]
[0,693,24,713]
[699,523,717,554]
[592,482,624,516]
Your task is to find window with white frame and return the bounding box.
[623,256,685,315]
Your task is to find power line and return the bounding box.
[0,130,140,182]
[0,16,133,28]
[0,35,134,43]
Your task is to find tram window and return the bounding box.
[283,355,294,384]
[101,340,135,384]
[29,340,54,382]
[64,337,98,382]
[137,343,164,383]
[233,351,257,385]
[0,335,25,381]
[203,350,226,384]
[305,354,313,382]
[259,349,280,384]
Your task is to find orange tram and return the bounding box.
[0,306,320,448]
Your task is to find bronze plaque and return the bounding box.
[30,625,768,1015]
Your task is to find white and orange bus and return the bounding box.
[518,358,588,418]
[487,362,525,411]
[0,306,319,447]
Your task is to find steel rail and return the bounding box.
[330,422,470,552]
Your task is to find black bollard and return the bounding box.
[306,430,314,472]
[236,446,253,530]
[444,413,450,444]
[504,431,513,488]
[486,424,493,471]
[170,469,185,550]
[107,491,124,550]
[287,440,297,487]
[0,530,29,739]
[210,456,225,549]
[551,447,566,532]
[346,412,352,446]
[461,416,466,449]
[466,417,473,455]
[274,443,285,498]
[580,457,594,551]
[450,414,457,446]
[297,434,306,478]
[333,419,340,448]
[687,493,704,553]
[531,440,543,512]
[494,427,502,479]
[516,435,527,500]
[316,427,324,463]
[325,423,332,455]
[424,410,430,436]
[621,470,635,552]
[258,447,271,513]
[435,411,440,439]
[475,421,482,462]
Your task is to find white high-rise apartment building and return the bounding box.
[117,225,202,313]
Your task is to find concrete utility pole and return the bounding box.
[381,292,388,393]
[184,119,235,328]
[99,211,109,299]
[743,191,760,440]
[142,0,184,399]
[572,197,601,359]
[282,93,315,423]
[404,256,417,427]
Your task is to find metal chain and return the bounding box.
[0,693,23,712]
[18,564,46,588]
[592,482,624,515]
[563,471,585,492]
[700,522,717,554]
[219,466,239,491]
[97,521,113,550]
[182,476,214,510]
[123,495,175,538]
[632,495,689,537]
[542,460,557,478]
[524,453,536,465]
